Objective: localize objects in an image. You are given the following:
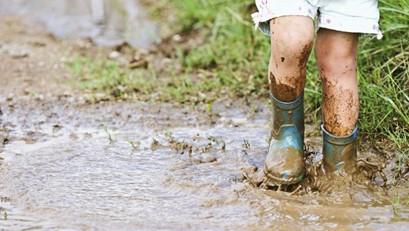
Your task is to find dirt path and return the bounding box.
[1,14,409,231]
[0,16,78,98]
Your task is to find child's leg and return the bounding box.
[269,16,314,101]
[263,16,314,185]
[315,29,359,136]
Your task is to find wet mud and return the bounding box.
[269,72,299,102]
[0,2,408,230]
[1,98,408,230]
[321,76,359,136]
[268,42,312,102]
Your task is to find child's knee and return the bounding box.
[316,41,357,78]
[271,29,314,67]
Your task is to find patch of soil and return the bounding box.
[0,16,79,98]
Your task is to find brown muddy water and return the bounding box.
[1,1,409,230]
[0,0,158,48]
[0,99,408,230]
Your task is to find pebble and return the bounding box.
[172,34,182,42]
[108,51,121,59]
[374,173,385,186]
[10,50,29,59]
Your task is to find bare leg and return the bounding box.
[316,29,359,136]
[269,16,314,102]
[264,16,314,185]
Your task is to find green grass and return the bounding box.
[69,0,408,155]
[70,56,226,103]
[159,0,409,154]
[71,57,155,99]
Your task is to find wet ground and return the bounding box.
[1,98,409,230]
[1,1,409,230]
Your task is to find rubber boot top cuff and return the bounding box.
[321,125,358,145]
[270,92,304,110]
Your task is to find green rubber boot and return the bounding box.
[322,125,358,174]
[264,93,305,185]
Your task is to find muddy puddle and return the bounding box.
[1,1,408,230]
[0,0,158,48]
[0,99,408,230]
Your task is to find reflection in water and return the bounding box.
[0,0,158,48]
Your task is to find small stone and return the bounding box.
[199,153,218,163]
[6,94,13,101]
[108,51,121,59]
[10,49,29,59]
[34,94,44,101]
[172,34,182,42]
[52,124,63,133]
[129,59,148,69]
[231,118,247,127]
[374,173,385,186]
[151,138,160,151]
